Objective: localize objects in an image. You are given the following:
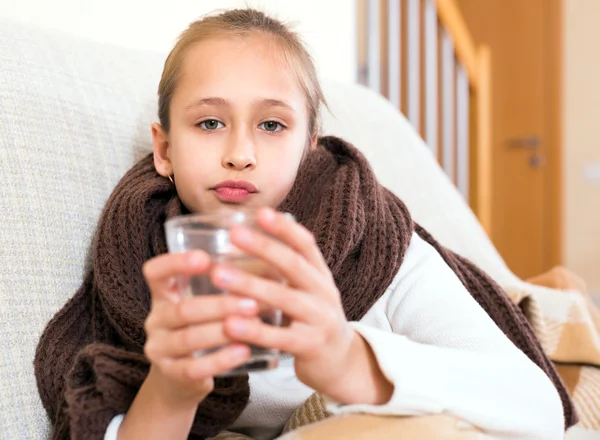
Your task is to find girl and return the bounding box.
[35,8,574,440]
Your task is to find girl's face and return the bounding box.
[152,33,316,214]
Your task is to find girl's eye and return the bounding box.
[259,121,284,133]
[198,119,224,130]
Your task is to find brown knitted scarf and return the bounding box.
[34,136,576,439]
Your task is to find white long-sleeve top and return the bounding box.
[105,233,564,440]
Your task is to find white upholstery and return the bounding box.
[0,19,572,439]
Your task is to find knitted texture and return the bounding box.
[210,393,328,439]
[34,136,575,439]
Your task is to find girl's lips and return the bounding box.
[212,180,258,203]
[213,187,255,203]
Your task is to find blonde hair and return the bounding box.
[158,8,327,137]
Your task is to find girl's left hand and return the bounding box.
[209,207,361,399]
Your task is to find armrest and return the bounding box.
[526,266,588,293]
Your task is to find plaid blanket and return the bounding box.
[511,267,600,431]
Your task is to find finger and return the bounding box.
[159,343,252,381]
[145,322,231,359]
[143,251,210,302]
[145,294,259,332]
[256,208,330,275]
[224,317,314,356]
[230,225,329,293]
[211,265,322,324]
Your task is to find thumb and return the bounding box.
[143,251,211,303]
[163,276,183,304]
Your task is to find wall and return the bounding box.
[563,0,600,295]
[0,0,357,84]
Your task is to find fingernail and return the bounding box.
[229,319,247,334]
[167,277,178,290]
[261,208,276,223]
[216,267,234,284]
[238,298,258,311]
[189,251,205,266]
[284,212,295,222]
[234,227,252,244]
[166,290,182,304]
[232,345,249,360]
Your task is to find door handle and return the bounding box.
[529,153,546,168]
[506,136,541,149]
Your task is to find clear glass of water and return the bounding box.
[164,209,283,376]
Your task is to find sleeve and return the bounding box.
[323,233,564,440]
[104,414,124,440]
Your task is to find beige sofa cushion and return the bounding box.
[0,20,163,437]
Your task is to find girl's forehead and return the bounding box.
[176,35,304,102]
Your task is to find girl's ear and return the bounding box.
[151,122,173,177]
[309,135,318,151]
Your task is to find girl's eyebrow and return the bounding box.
[257,98,295,112]
[186,97,229,110]
[185,97,295,112]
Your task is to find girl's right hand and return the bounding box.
[141,251,258,409]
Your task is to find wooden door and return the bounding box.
[455,0,563,278]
